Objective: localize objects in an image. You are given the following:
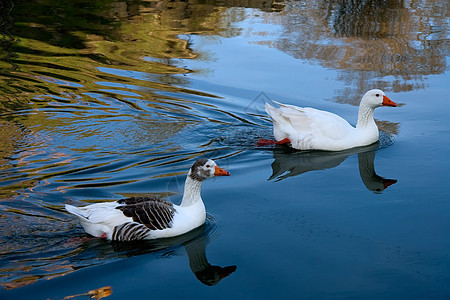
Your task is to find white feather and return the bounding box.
[65,159,229,240]
[265,89,397,151]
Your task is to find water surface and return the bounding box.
[0,0,449,299]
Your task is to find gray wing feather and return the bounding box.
[112,222,151,241]
[116,197,176,230]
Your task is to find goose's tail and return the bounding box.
[65,204,89,219]
[265,102,289,124]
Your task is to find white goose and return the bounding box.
[65,158,230,241]
[264,89,397,151]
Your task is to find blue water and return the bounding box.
[0,1,449,299]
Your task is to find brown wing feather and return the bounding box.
[116,197,176,230]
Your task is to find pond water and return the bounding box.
[0,0,449,299]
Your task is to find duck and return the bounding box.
[263,89,397,151]
[65,158,230,241]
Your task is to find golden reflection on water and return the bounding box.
[63,286,112,300]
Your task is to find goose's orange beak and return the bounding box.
[214,166,230,176]
[382,95,397,107]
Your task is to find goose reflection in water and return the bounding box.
[182,229,237,286]
[79,220,237,287]
[269,142,397,193]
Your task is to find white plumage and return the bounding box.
[65,158,230,241]
[265,89,397,151]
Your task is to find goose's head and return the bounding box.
[361,89,397,108]
[189,158,230,181]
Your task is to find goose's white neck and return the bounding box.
[180,176,203,207]
[356,102,376,129]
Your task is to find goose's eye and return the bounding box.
[376,94,380,97]
[206,165,210,168]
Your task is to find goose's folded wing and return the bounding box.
[111,222,151,241]
[277,105,354,140]
[116,197,176,230]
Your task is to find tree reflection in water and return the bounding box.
[256,0,448,102]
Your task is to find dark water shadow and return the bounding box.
[67,216,236,287]
[268,134,397,193]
